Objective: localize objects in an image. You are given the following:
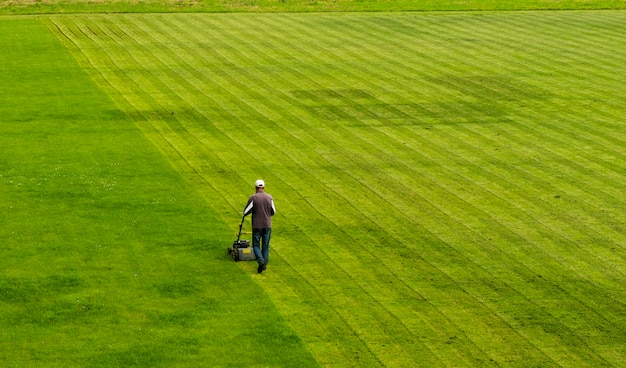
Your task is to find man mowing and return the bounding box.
[243,179,276,274]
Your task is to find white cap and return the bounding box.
[255,179,265,188]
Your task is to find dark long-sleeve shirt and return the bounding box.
[243,191,275,229]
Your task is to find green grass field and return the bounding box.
[2,3,626,368]
[2,0,626,15]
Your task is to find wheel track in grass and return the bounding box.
[46,12,626,367]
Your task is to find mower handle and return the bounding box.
[236,215,246,241]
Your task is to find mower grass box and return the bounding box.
[229,239,256,261]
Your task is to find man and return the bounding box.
[243,179,275,274]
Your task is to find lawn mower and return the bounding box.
[227,216,256,262]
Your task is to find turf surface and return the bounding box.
[1,8,625,368]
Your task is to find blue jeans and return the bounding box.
[252,228,271,265]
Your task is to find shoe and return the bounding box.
[257,262,265,274]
